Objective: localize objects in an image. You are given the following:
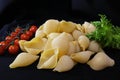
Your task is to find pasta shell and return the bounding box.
[43,19,59,35]
[35,30,46,38]
[76,24,85,33]
[9,52,39,68]
[53,55,76,72]
[59,20,76,33]
[78,35,90,51]
[47,33,60,40]
[73,41,81,52]
[67,41,81,55]
[87,51,115,71]
[82,21,96,34]
[44,38,53,51]
[72,29,83,40]
[35,25,46,38]
[24,37,47,55]
[88,40,101,53]
[19,40,27,52]
[37,48,59,69]
[65,33,74,41]
[67,41,76,55]
[71,51,94,63]
[52,32,69,58]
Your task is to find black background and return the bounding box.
[0,0,120,80]
[0,0,120,28]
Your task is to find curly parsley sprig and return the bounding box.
[87,14,120,49]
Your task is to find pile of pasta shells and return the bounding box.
[9,19,115,72]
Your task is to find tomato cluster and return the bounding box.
[0,25,38,55]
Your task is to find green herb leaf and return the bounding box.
[87,14,120,49]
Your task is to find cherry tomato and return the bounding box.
[29,25,38,33]
[0,46,5,55]
[5,40,11,44]
[20,33,30,40]
[14,39,19,46]
[15,27,22,33]
[0,41,7,49]
[5,36,13,41]
[10,32,18,37]
[8,45,19,55]
[26,30,33,37]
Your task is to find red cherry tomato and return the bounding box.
[26,31,33,37]
[0,46,5,55]
[20,33,30,40]
[0,41,7,49]
[14,39,19,46]
[15,27,22,33]
[8,45,19,55]
[29,25,38,33]
[10,32,18,37]
[5,36,13,41]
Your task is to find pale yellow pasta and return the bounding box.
[82,21,96,34]
[35,25,46,38]
[37,48,59,69]
[47,33,60,40]
[73,41,81,52]
[19,40,27,52]
[72,29,83,40]
[67,41,76,56]
[53,55,76,72]
[71,51,94,63]
[35,30,46,38]
[43,19,59,35]
[78,35,90,51]
[67,41,81,55]
[59,20,76,33]
[24,37,47,55]
[88,40,101,52]
[65,33,74,41]
[9,52,39,68]
[52,32,69,58]
[87,51,115,71]
[76,24,85,33]
[44,38,53,51]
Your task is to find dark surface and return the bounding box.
[0,0,120,80]
[1,0,120,28]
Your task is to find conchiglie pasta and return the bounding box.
[52,32,69,58]
[35,25,46,38]
[23,37,47,55]
[78,35,90,51]
[88,40,101,53]
[76,24,85,33]
[47,33,60,40]
[67,41,76,56]
[19,40,27,52]
[87,51,115,71]
[82,21,96,34]
[37,48,59,69]
[53,55,76,72]
[9,52,39,68]
[72,29,83,40]
[67,41,81,55]
[43,19,59,35]
[71,51,94,63]
[73,41,81,52]
[59,20,76,33]
[44,38,53,51]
